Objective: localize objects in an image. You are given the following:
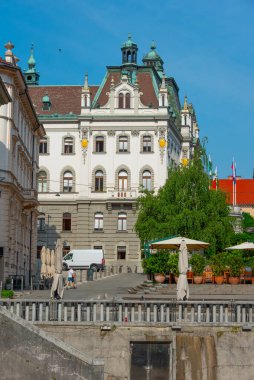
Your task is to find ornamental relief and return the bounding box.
[131,130,140,136]
[107,130,116,136]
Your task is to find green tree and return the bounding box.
[135,146,234,255]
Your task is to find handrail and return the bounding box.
[1,299,254,325]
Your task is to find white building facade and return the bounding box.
[0,42,45,285]
[28,36,199,271]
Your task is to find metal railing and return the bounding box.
[1,299,254,326]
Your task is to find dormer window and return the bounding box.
[118,92,131,109]
[42,93,51,111]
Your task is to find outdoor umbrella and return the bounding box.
[46,248,51,278]
[177,239,189,301]
[225,242,254,251]
[50,239,64,299]
[50,249,55,276]
[40,246,47,279]
[151,236,210,250]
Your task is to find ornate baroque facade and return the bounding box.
[0,42,45,284]
[28,36,199,271]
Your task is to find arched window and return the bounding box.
[38,171,47,192]
[127,51,131,62]
[95,136,105,152]
[63,171,73,192]
[64,137,74,154]
[62,213,71,231]
[119,136,128,152]
[162,95,165,107]
[95,170,104,192]
[39,137,48,154]
[142,170,152,191]
[118,170,128,190]
[142,135,152,152]
[118,213,127,231]
[94,212,103,231]
[119,93,124,109]
[125,93,130,109]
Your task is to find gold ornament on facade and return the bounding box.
[181,158,188,166]
[159,138,166,148]
[81,139,88,148]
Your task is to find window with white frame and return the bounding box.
[118,213,127,231]
[118,92,131,109]
[39,137,48,154]
[118,170,128,190]
[94,212,103,231]
[95,136,105,152]
[63,171,73,192]
[142,170,152,191]
[95,170,104,192]
[38,171,47,192]
[142,135,152,152]
[63,137,74,154]
[119,136,128,152]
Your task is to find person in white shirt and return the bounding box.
[67,268,76,288]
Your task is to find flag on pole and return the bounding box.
[231,159,236,184]
[212,166,218,190]
[231,158,237,205]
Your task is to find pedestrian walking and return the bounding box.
[67,267,74,289]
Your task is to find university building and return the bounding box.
[27,35,200,271]
[0,42,45,284]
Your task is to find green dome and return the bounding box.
[143,41,163,64]
[122,33,137,48]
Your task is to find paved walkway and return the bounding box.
[15,273,146,300]
[14,274,254,301]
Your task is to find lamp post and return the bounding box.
[46,215,51,247]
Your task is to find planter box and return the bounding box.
[228,276,240,285]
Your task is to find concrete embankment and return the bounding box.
[0,307,104,380]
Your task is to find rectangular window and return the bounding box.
[143,136,152,152]
[37,246,43,259]
[37,217,45,231]
[94,214,103,231]
[117,246,126,260]
[64,138,74,154]
[119,136,128,152]
[39,138,48,154]
[95,137,104,152]
[94,245,103,250]
[62,213,71,231]
[118,215,127,231]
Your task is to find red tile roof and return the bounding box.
[218,179,254,205]
[96,69,159,107]
[28,85,99,115]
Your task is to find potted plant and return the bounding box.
[227,252,243,285]
[167,253,179,283]
[142,252,169,283]
[211,253,226,285]
[189,253,205,284]
[5,277,12,291]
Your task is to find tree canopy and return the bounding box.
[135,147,234,254]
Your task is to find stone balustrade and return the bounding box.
[1,299,254,326]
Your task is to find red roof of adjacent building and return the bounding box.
[28,85,99,115]
[218,179,254,205]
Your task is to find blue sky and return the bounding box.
[1,0,253,178]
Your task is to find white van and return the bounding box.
[62,249,105,271]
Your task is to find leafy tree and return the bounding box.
[135,146,234,255]
[242,212,254,229]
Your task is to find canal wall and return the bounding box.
[0,307,104,380]
[40,323,254,380]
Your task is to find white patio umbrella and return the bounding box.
[46,248,51,278]
[50,249,55,276]
[151,236,210,250]
[177,239,189,301]
[225,242,254,251]
[40,246,47,279]
[50,239,64,299]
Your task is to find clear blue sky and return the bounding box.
[1,0,253,178]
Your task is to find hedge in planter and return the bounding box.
[1,290,14,298]
[142,251,170,276]
[190,253,205,281]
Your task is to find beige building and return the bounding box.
[27,36,199,271]
[0,42,45,285]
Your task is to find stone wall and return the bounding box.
[0,307,104,380]
[39,324,254,380]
